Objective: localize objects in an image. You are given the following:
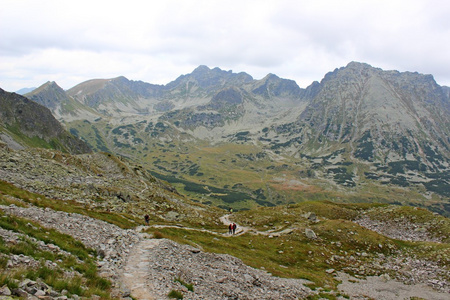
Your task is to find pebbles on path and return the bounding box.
[122,238,312,300]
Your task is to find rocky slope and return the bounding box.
[281,62,450,163]
[0,143,216,225]
[0,88,91,154]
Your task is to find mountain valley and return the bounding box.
[23,62,450,216]
[0,62,449,299]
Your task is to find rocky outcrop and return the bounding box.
[355,215,444,243]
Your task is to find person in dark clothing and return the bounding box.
[232,223,237,235]
[228,223,233,234]
[144,214,150,225]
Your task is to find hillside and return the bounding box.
[0,140,449,299]
[0,88,91,154]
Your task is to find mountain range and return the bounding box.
[0,62,450,299]
[15,62,450,215]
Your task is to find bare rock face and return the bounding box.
[296,62,449,164]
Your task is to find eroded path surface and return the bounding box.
[121,236,311,300]
[121,238,161,300]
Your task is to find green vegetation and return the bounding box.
[148,201,449,291]
[168,289,184,299]
[63,117,449,216]
[0,180,138,229]
[5,124,57,150]
[0,213,112,298]
[174,277,194,292]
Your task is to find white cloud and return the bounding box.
[1,0,449,92]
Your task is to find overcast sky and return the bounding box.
[1,0,449,92]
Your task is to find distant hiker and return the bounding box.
[228,223,233,234]
[229,208,233,214]
[232,223,237,235]
[144,214,150,225]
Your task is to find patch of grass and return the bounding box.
[153,226,338,287]
[153,201,450,290]
[0,213,95,260]
[0,255,7,269]
[0,213,114,298]
[22,264,85,296]
[0,273,19,290]
[168,289,184,299]
[153,230,165,239]
[175,277,194,292]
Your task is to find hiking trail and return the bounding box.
[121,238,161,300]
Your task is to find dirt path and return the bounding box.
[219,214,251,235]
[121,216,255,298]
[121,238,161,300]
[219,214,296,237]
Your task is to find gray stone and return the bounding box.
[0,286,11,296]
[305,228,317,239]
[34,290,46,297]
[306,212,317,222]
[12,288,28,297]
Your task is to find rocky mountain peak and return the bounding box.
[252,73,303,99]
[295,61,450,176]
[192,65,211,74]
[166,65,253,91]
[26,81,68,109]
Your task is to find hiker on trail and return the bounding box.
[228,223,233,234]
[232,223,237,235]
[144,214,149,225]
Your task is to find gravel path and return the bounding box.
[121,237,312,300]
[121,238,161,300]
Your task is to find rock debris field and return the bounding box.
[1,204,312,299]
[1,203,449,300]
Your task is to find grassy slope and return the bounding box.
[148,201,450,292]
[0,183,121,299]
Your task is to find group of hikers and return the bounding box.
[228,223,237,235]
